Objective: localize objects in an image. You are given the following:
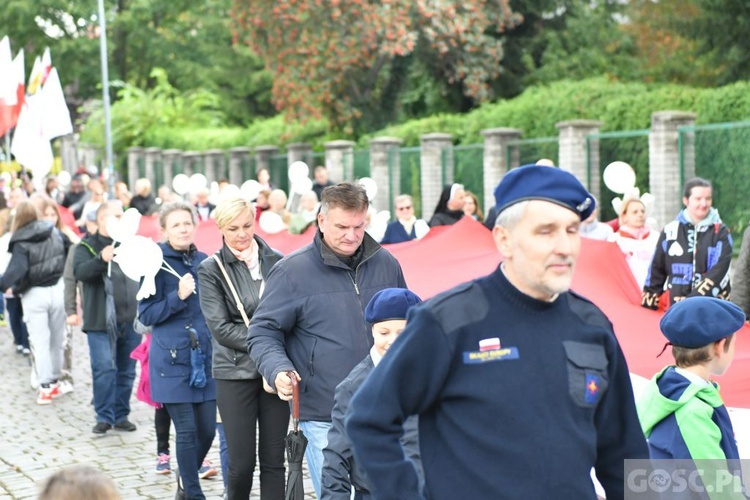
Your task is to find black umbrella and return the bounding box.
[285,372,307,500]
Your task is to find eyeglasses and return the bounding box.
[397,206,412,211]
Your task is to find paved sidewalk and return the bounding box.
[0,326,315,499]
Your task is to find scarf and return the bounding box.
[227,239,262,281]
[399,216,416,236]
[617,224,651,240]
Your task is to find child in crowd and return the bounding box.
[39,465,120,500]
[638,296,744,461]
[320,288,424,499]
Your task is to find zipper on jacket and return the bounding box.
[348,271,360,295]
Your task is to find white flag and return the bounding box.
[41,68,72,140]
[11,94,53,177]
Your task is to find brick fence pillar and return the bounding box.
[324,140,355,183]
[369,137,402,213]
[481,128,522,215]
[649,110,697,229]
[420,133,454,222]
[556,119,603,202]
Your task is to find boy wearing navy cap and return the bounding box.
[638,296,745,460]
[321,288,423,500]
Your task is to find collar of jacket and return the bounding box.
[161,241,197,259]
[218,234,279,281]
[81,231,113,251]
[10,219,55,244]
[314,229,382,270]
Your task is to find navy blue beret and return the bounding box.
[365,288,422,325]
[493,164,595,220]
[660,297,745,348]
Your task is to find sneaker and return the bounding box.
[36,385,59,405]
[15,344,22,354]
[198,459,217,479]
[92,422,113,434]
[58,380,74,395]
[22,348,30,356]
[114,420,137,432]
[155,453,171,475]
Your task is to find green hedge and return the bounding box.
[88,76,750,163]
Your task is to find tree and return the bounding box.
[231,0,521,132]
[671,0,750,85]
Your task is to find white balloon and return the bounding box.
[414,219,430,239]
[640,192,655,209]
[172,174,190,195]
[358,177,378,201]
[288,161,309,184]
[259,211,286,234]
[367,210,389,242]
[603,161,636,194]
[240,180,262,200]
[57,171,71,187]
[189,173,208,192]
[291,177,313,193]
[536,158,555,167]
[218,184,241,202]
[208,182,220,206]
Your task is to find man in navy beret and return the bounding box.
[347,164,648,499]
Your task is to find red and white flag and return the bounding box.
[0,43,25,137]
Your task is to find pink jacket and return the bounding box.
[129,334,161,408]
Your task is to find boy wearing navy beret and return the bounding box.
[321,288,423,499]
[638,296,745,460]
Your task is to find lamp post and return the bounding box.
[97,0,115,193]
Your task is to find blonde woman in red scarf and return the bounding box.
[197,196,289,499]
[609,197,660,289]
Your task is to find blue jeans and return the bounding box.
[165,400,217,500]
[86,323,140,424]
[299,420,331,498]
[6,297,29,349]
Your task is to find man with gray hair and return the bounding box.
[248,182,406,497]
[347,164,648,499]
[73,200,140,434]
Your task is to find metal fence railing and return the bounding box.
[588,129,650,222]
[452,144,484,212]
[240,155,257,183]
[269,154,289,194]
[681,121,750,236]
[389,146,422,218]
[506,137,558,170]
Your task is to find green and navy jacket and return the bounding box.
[638,366,739,460]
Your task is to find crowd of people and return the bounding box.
[3,160,748,499]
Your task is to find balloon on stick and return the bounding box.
[240,180,262,200]
[57,171,71,187]
[189,173,208,193]
[288,161,309,184]
[172,174,190,195]
[358,177,378,202]
[259,211,286,234]
[603,161,636,194]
